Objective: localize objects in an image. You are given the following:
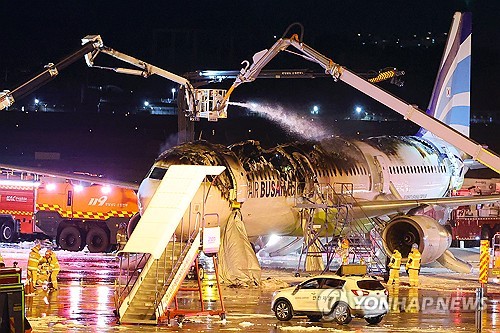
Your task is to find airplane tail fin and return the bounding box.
[419,12,472,138]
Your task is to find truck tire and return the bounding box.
[481,225,492,241]
[58,226,83,251]
[0,221,15,242]
[86,227,109,253]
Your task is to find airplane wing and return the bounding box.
[352,194,500,219]
[0,163,139,190]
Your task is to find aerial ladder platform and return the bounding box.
[114,165,225,325]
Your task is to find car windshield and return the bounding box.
[356,280,385,290]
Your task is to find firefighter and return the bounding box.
[27,243,42,291]
[38,249,60,290]
[116,223,128,251]
[388,249,402,285]
[338,238,350,264]
[406,244,422,287]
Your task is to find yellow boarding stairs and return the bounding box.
[114,165,225,324]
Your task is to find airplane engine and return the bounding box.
[382,215,451,264]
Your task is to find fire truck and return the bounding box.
[447,180,500,243]
[448,204,500,242]
[0,168,138,252]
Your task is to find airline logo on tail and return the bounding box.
[420,12,472,138]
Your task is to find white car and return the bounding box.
[271,273,388,324]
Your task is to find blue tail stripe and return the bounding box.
[419,12,471,138]
[443,106,470,127]
[450,56,471,94]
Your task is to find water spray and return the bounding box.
[229,102,330,141]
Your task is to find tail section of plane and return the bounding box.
[419,12,472,138]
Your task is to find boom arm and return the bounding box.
[81,35,227,121]
[0,36,103,110]
[220,34,500,174]
[0,35,227,121]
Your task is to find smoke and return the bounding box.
[229,102,330,141]
[159,133,179,154]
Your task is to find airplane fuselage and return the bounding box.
[138,136,464,238]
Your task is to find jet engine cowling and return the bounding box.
[382,215,451,264]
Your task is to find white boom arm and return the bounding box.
[82,35,228,121]
[220,34,500,174]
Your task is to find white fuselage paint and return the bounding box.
[138,136,464,238]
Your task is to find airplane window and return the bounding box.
[149,167,168,180]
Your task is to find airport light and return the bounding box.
[143,101,149,107]
[34,98,39,105]
[311,105,319,115]
[355,106,362,113]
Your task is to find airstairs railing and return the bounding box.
[114,209,202,322]
[295,181,387,276]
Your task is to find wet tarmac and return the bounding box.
[1,243,499,332]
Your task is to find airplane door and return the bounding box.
[373,155,390,194]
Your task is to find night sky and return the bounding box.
[1,1,498,113]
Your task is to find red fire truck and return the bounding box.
[0,169,138,252]
[447,180,500,244]
[448,204,500,242]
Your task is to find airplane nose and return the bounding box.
[137,178,160,215]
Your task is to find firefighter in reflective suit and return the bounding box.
[388,249,402,285]
[27,243,42,291]
[116,223,128,251]
[406,244,422,287]
[339,238,350,264]
[38,249,60,290]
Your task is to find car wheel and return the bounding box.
[307,314,322,322]
[86,227,110,253]
[58,226,83,251]
[274,300,293,321]
[365,315,384,325]
[332,302,352,325]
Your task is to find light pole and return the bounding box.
[171,88,176,101]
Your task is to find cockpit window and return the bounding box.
[149,167,168,180]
